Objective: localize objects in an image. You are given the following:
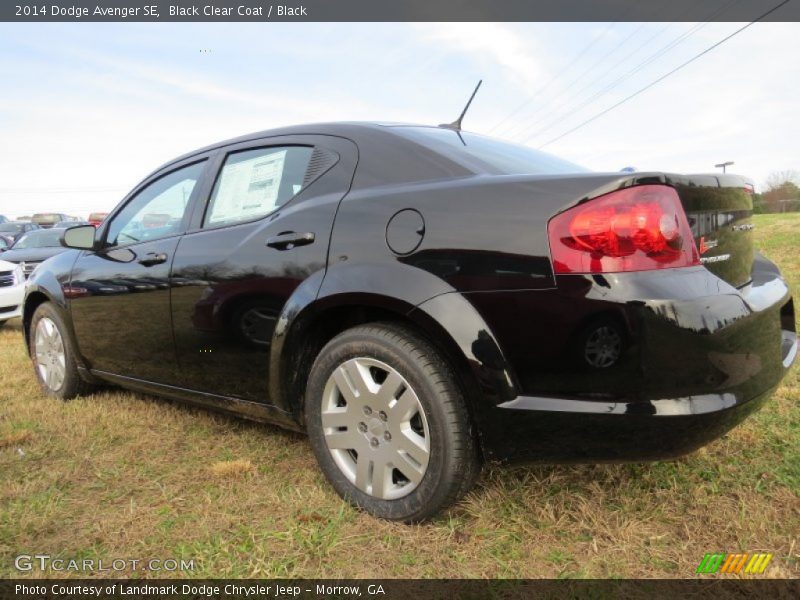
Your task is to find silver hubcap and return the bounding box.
[322,357,430,500]
[584,326,622,368]
[34,317,66,391]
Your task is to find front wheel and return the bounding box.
[305,322,481,522]
[29,302,94,400]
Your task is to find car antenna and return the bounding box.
[439,79,482,132]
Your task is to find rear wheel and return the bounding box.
[305,322,481,522]
[29,302,94,400]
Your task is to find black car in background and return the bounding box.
[3,228,69,278]
[0,220,41,241]
[22,123,797,522]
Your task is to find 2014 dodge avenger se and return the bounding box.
[23,123,796,521]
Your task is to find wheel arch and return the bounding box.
[22,287,60,355]
[269,287,520,459]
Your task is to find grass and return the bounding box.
[1,213,798,579]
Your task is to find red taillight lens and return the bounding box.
[548,185,699,274]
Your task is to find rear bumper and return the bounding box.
[471,257,796,462]
[490,386,777,463]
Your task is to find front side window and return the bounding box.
[204,146,313,228]
[106,161,206,246]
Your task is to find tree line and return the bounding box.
[753,170,800,213]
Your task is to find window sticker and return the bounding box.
[209,150,287,224]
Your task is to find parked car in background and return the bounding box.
[0,215,9,224]
[0,257,24,326]
[0,220,40,241]
[31,213,71,229]
[2,228,69,278]
[21,123,797,522]
[87,212,109,227]
[0,235,15,252]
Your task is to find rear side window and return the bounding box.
[392,127,588,176]
[204,146,314,228]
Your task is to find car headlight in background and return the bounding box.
[13,264,24,286]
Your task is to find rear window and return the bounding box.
[392,127,588,176]
[0,222,25,233]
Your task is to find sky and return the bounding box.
[0,20,798,219]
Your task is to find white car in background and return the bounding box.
[0,259,25,327]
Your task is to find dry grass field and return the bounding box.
[1,214,798,579]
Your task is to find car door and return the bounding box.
[170,135,357,402]
[69,157,211,383]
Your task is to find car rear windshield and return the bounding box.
[13,229,63,249]
[0,222,26,233]
[392,126,588,176]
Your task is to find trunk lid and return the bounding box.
[669,173,754,288]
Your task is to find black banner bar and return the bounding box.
[2,0,800,23]
[2,579,800,600]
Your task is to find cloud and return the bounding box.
[413,23,547,92]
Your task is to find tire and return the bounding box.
[305,322,481,522]
[29,301,95,400]
[0,320,6,329]
[570,317,626,370]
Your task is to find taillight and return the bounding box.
[548,184,699,274]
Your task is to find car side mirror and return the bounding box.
[61,225,97,250]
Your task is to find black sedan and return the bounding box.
[22,123,796,522]
[3,228,70,279]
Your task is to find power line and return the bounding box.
[492,0,700,140]
[494,23,664,137]
[519,22,710,143]
[538,0,792,150]
[494,22,643,137]
[512,0,740,144]
[487,23,618,134]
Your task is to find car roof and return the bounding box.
[154,122,433,170]
[147,122,482,190]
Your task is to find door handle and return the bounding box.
[266,231,315,251]
[138,252,168,266]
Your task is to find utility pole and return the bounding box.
[715,161,734,173]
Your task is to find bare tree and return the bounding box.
[761,170,800,213]
[764,169,800,191]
